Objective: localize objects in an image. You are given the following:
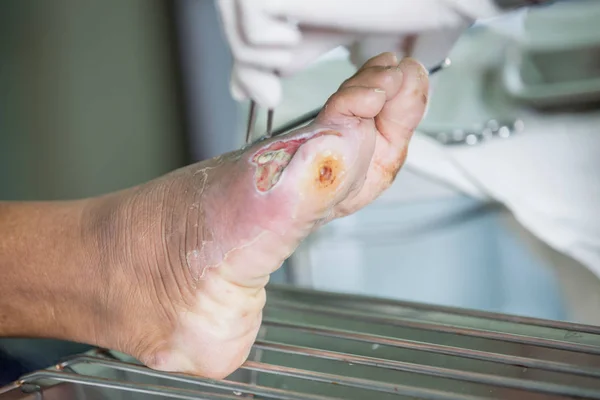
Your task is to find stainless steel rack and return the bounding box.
[3,284,600,399]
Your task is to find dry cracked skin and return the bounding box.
[92,53,430,379]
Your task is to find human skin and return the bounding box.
[0,53,429,379]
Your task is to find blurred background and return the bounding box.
[1,0,599,383]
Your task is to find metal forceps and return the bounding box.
[245,103,274,145]
[245,57,451,145]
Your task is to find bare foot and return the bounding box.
[88,53,429,379]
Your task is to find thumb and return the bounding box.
[238,0,302,46]
[229,72,247,103]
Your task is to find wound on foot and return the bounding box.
[251,130,342,193]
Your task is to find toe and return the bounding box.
[318,86,388,121]
[332,57,430,216]
[317,53,405,122]
[376,57,429,151]
[341,65,404,101]
[356,51,399,71]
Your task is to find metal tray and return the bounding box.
[3,284,600,399]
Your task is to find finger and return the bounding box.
[262,0,463,32]
[277,31,356,77]
[355,51,398,72]
[233,46,293,70]
[218,0,293,70]
[375,57,430,151]
[233,65,282,108]
[238,0,301,46]
[340,65,404,101]
[401,35,418,57]
[318,86,387,121]
[230,74,247,102]
[217,0,291,69]
[331,58,430,216]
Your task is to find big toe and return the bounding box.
[317,52,403,124]
[249,54,416,222]
[376,57,430,151]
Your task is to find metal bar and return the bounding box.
[266,284,600,336]
[252,340,600,399]
[248,327,267,398]
[51,354,487,400]
[18,371,248,400]
[243,361,488,400]
[265,301,600,355]
[7,284,600,400]
[261,320,600,379]
[56,356,339,400]
[0,383,20,396]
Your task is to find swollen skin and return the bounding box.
[131,56,430,380]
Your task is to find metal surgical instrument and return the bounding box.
[246,103,275,144]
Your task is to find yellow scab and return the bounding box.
[298,152,344,198]
[312,154,343,192]
[319,165,333,182]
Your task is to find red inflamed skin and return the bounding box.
[86,53,430,379]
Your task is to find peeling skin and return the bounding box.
[186,250,203,280]
[250,129,342,193]
[111,55,430,380]
[186,241,217,282]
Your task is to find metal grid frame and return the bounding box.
[3,284,600,399]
